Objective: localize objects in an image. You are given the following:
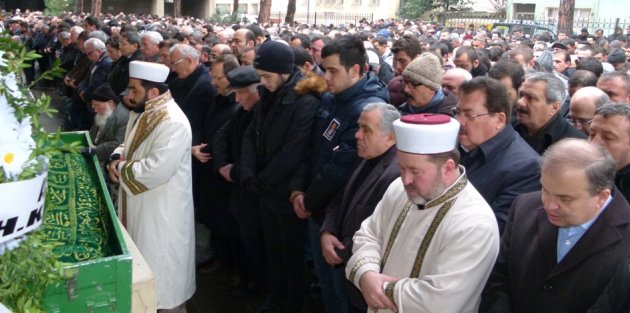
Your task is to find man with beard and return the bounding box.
[346,113,500,313]
[399,52,457,116]
[513,72,586,155]
[85,83,130,165]
[108,61,195,313]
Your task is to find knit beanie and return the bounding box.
[92,83,120,103]
[402,52,443,91]
[254,41,295,74]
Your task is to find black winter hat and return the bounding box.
[254,41,295,74]
[92,83,120,103]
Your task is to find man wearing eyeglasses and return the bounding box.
[568,86,610,136]
[456,77,540,233]
[399,52,457,116]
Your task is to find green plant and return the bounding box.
[0,34,78,184]
[0,33,77,312]
[0,233,67,313]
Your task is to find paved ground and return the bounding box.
[40,87,326,313]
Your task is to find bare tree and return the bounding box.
[75,0,84,13]
[174,0,182,17]
[91,0,102,16]
[488,0,507,19]
[232,0,240,19]
[258,0,272,24]
[285,0,296,23]
[558,0,575,35]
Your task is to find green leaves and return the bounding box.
[0,233,66,313]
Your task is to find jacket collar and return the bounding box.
[145,90,173,112]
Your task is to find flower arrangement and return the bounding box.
[0,33,76,312]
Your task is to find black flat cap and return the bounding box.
[551,42,568,51]
[227,66,260,89]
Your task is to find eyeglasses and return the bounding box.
[452,108,493,120]
[403,79,423,89]
[211,75,225,81]
[86,49,97,56]
[171,57,187,66]
[567,115,593,127]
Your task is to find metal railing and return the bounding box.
[271,11,374,26]
[443,16,630,36]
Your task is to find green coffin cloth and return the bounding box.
[41,153,112,263]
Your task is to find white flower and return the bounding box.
[0,51,7,67]
[0,72,22,99]
[0,141,32,180]
[16,117,35,149]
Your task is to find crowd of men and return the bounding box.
[6,7,630,313]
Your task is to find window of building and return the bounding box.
[513,3,535,20]
[216,4,230,14]
[545,7,591,21]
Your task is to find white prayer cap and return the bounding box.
[393,114,460,154]
[129,61,169,83]
[366,50,380,65]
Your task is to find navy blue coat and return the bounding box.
[294,71,389,223]
[78,52,112,103]
[460,125,541,233]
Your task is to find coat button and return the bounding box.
[543,284,553,291]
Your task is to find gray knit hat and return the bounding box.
[402,52,443,91]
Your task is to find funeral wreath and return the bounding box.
[0,34,75,312]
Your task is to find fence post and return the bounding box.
[615,18,620,31]
[315,12,317,26]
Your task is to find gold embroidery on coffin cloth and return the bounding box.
[380,176,468,273]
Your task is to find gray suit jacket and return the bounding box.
[90,102,130,163]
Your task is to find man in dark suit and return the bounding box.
[513,72,586,155]
[456,77,540,233]
[319,103,400,313]
[481,138,630,313]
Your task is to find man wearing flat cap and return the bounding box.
[86,83,130,165]
[346,114,500,313]
[108,61,195,312]
[213,65,265,296]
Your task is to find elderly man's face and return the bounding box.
[91,99,115,116]
[393,51,413,76]
[355,109,395,160]
[398,151,448,205]
[234,85,260,111]
[141,36,159,60]
[589,114,630,169]
[456,90,505,151]
[404,79,435,109]
[442,71,467,96]
[541,166,609,227]
[85,45,101,63]
[516,80,558,133]
[597,77,630,103]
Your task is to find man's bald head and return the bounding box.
[569,86,610,135]
[442,68,472,96]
